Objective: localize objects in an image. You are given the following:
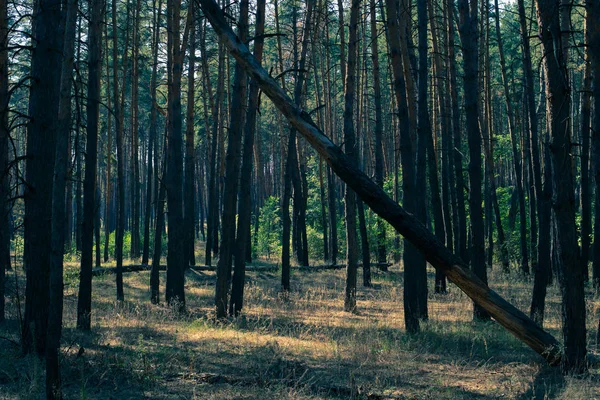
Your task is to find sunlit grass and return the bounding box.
[1,256,599,399]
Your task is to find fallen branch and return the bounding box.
[195,0,562,366]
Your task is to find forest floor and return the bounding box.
[2,254,600,399]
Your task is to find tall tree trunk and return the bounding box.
[77,0,104,330]
[130,0,142,260]
[215,0,248,318]
[46,0,77,395]
[580,22,592,282]
[457,0,490,321]
[22,0,63,356]
[370,0,386,265]
[538,0,587,373]
[151,135,167,304]
[494,0,528,274]
[417,0,436,306]
[104,29,112,264]
[230,0,266,316]
[165,0,190,311]
[0,0,9,323]
[590,0,600,292]
[448,0,467,265]
[343,0,361,312]
[184,2,196,267]
[143,0,162,265]
[386,0,421,333]
[113,0,126,302]
[428,0,449,293]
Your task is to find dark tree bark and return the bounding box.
[143,0,162,265]
[416,0,440,299]
[197,0,564,365]
[215,0,248,318]
[151,135,167,304]
[281,1,313,291]
[130,0,141,260]
[343,0,361,313]
[494,0,528,274]
[457,0,490,321]
[0,0,8,323]
[580,22,592,282]
[113,0,126,302]
[370,0,386,265]
[428,0,449,293]
[184,2,196,267]
[46,0,77,395]
[588,0,600,291]
[230,0,266,317]
[447,0,467,265]
[22,0,63,356]
[77,0,104,330]
[386,0,421,333]
[165,0,190,310]
[538,0,587,373]
[203,19,221,267]
[104,31,112,264]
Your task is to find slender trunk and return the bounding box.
[386,0,421,332]
[448,0,467,265]
[494,0,528,274]
[130,0,141,259]
[77,0,103,330]
[0,0,9,323]
[370,0,386,264]
[230,0,266,316]
[184,2,196,267]
[457,0,490,321]
[151,134,168,304]
[590,0,600,291]
[429,0,449,292]
[143,0,162,265]
[215,0,248,318]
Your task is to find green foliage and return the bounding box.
[256,196,282,259]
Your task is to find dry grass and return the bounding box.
[1,258,600,399]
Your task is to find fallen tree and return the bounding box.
[196,0,562,366]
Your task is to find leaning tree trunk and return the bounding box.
[197,0,564,366]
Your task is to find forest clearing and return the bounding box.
[1,258,599,399]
